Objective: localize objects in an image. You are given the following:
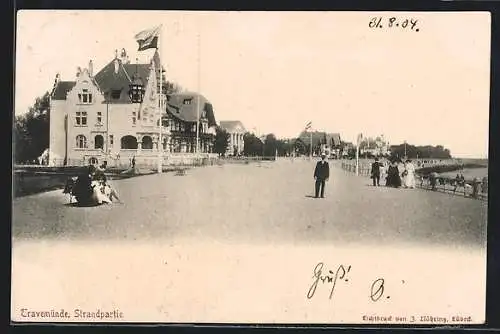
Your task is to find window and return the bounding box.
[78,89,93,104]
[110,135,114,146]
[142,136,153,149]
[111,90,121,100]
[121,135,138,149]
[132,112,136,125]
[76,111,87,126]
[180,123,185,132]
[183,99,192,105]
[76,135,87,148]
[94,135,104,149]
[97,112,102,124]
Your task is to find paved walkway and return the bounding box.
[12,159,487,249]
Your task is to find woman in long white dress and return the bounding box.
[91,180,111,204]
[403,159,416,189]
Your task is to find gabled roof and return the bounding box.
[93,59,153,104]
[165,92,217,127]
[326,133,341,146]
[219,120,246,133]
[51,81,76,100]
[296,131,342,147]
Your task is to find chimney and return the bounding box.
[114,59,119,74]
[88,60,93,77]
[121,48,130,64]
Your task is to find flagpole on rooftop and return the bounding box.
[157,25,163,174]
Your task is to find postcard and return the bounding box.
[12,10,490,324]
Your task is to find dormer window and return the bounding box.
[183,98,192,105]
[111,90,121,100]
[78,88,93,104]
[129,75,145,103]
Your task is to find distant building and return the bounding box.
[296,131,342,157]
[219,120,246,156]
[48,48,217,166]
[360,135,390,157]
[165,93,217,153]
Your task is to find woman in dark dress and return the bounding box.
[386,160,402,188]
[72,166,95,205]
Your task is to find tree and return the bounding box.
[293,138,308,155]
[389,143,452,160]
[214,127,230,156]
[263,133,278,157]
[276,139,292,157]
[243,132,263,156]
[14,92,51,163]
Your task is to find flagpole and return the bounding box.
[356,133,361,176]
[157,25,163,174]
[310,131,312,160]
[196,31,201,156]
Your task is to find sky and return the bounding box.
[15,11,491,158]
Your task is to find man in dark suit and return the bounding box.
[371,157,381,186]
[314,153,330,198]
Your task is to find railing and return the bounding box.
[416,175,488,200]
[219,156,276,164]
[340,160,488,201]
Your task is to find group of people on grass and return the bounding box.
[370,157,416,189]
[70,161,122,205]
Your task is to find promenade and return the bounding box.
[11,159,488,323]
[13,159,486,248]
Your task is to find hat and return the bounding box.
[321,152,326,157]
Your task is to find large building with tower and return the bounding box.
[48,49,217,167]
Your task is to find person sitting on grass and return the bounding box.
[89,164,123,204]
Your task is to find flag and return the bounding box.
[135,25,161,51]
[305,121,312,131]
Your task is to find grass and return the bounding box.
[13,167,176,198]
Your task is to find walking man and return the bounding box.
[314,153,330,198]
[371,157,381,186]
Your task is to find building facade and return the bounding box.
[49,49,217,167]
[295,131,342,157]
[165,93,217,153]
[359,135,390,157]
[219,121,246,156]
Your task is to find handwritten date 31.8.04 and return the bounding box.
[369,17,420,32]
